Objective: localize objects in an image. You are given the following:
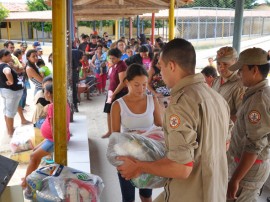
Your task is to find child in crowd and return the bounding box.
[32,76,52,128]
[125,45,134,58]
[36,59,52,77]
[21,83,70,191]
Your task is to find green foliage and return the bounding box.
[182,0,258,9]
[79,19,163,31]
[0,3,9,22]
[78,20,114,28]
[27,0,52,32]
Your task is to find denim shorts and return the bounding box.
[41,139,54,153]
[0,88,23,118]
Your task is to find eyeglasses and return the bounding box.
[105,36,108,37]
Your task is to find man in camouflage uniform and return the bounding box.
[227,48,270,202]
[212,46,245,122]
[117,38,232,202]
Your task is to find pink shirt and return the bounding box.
[142,58,151,70]
[41,103,70,142]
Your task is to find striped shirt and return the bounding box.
[212,71,245,117]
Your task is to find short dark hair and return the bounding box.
[201,66,217,78]
[155,37,163,43]
[97,44,103,49]
[42,76,53,84]
[37,59,45,67]
[248,64,270,79]
[0,49,11,59]
[4,41,14,48]
[161,38,196,73]
[125,64,148,81]
[45,83,53,94]
[13,49,22,58]
[139,45,149,53]
[108,48,122,58]
[116,39,126,46]
[125,45,132,51]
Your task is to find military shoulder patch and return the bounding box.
[169,115,181,129]
[248,110,261,124]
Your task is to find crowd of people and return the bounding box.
[1,32,270,202]
[71,31,270,202]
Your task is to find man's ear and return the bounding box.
[169,60,177,72]
[253,65,259,76]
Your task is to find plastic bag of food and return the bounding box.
[26,164,104,201]
[10,125,34,153]
[107,127,168,188]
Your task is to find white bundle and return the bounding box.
[107,127,168,188]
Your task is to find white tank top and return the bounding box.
[117,95,155,133]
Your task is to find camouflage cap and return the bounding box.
[229,47,268,71]
[215,46,238,62]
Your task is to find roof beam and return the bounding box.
[146,0,168,6]
[73,0,99,6]
[73,8,159,14]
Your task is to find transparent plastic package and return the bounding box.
[26,164,104,202]
[107,127,168,188]
[10,125,34,153]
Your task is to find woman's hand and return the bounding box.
[6,80,13,85]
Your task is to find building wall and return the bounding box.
[0,21,28,40]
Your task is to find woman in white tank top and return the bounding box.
[111,64,162,202]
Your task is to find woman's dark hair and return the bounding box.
[139,45,149,53]
[48,53,53,63]
[13,49,22,58]
[45,83,53,94]
[36,59,45,67]
[125,64,148,81]
[0,49,11,59]
[108,48,122,58]
[97,44,103,49]
[155,37,163,43]
[42,76,53,84]
[151,52,161,73]
[26,49,40,76]
[26,49,37,58]
[158,42,165,49]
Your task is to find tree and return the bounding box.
[27,0,52,34]
[0,3,9,22]
[0,3,9,39]
[78,20,114,28]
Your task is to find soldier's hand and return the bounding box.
[117,156,141,180]
[227,178,239,200]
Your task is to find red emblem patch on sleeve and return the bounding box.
[248,110,261,124]
[169,115,181,129]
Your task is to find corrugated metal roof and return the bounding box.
[141,8,270,19]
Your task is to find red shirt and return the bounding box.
[109,60,127,92]
[41,103,70,142]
